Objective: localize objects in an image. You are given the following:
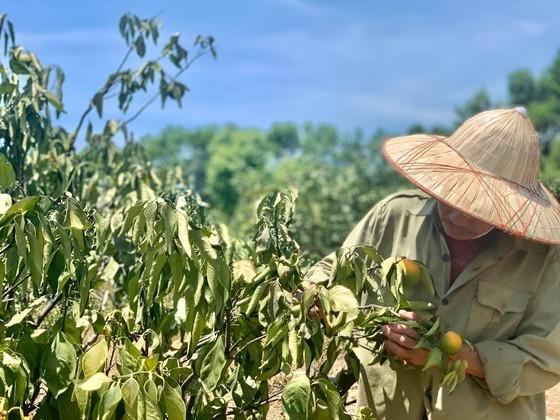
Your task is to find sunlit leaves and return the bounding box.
[62,196,93,231]
[82,339,108,380]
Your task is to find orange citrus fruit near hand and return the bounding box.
[439,331,463,355]
[398,258,421,288]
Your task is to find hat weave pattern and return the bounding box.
[383,108,560,245]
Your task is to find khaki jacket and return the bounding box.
[306,189,560,419]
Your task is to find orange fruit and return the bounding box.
[398,258,421,288]
[439,331,463,355]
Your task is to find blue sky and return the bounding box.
[3,0,560,145]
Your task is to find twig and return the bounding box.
[231,333,267,355]
[32,293,62,328]
[121,49,212,127]
[2,274,30,299]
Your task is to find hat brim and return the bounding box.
[383,134,560,245]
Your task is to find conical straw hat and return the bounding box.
[382,107,560,245]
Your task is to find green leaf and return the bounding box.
[315,377,341,420]
[46,249,66,293]
[120,203,144,234]
[246,281,267,315]
[6,296,45,327]
[263,319,289,349]
[282,374,311,419]
[134,36,146,57]
[146,250,167,302]
[199,335,227,392]
[423,317,441,338]
[97,385,122,420]
[328,285,358,313]
[191,229,217,260]
[358,245,383,265]
[144,378,163,419]
[418,262,436,296]
[26,221,43,287]
[121,377,144,420]
[0,154,15,188]
[169,251,185,295]
[0,196,38,227]
[161,203,177,254]
[9,57,29,74]
[163,377,186,420]
[62,196,93,231]
[175,211,191,257]
[40,332,77,397]
[73,381,91,418]
[82,339,108,379]
[423,347,443,371]
[80,372,112,391]
[0,82,16,95]
[93,92,104,118]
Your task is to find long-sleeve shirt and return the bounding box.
[305,189,560,419]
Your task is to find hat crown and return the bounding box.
[447,108,540,186]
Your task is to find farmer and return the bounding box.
[305,107,560,419]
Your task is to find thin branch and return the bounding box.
[231,333,267,356]
[32,293,63,328]
[0,242,13,257]
[121,49,212,127]
[69,45,134,148]
[116,47,135,74]
[2,274,31,299]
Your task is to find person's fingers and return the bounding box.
[386,322,421,340]
[383,338,429,366]
[397,309,420,321]
[381,324,419,348]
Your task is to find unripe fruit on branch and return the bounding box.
[397,258,422,288]
[439,331,463,355]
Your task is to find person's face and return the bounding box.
[436,202,494,241]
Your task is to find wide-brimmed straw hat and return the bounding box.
[382,107,560,245]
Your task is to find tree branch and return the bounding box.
[31,293,63,328]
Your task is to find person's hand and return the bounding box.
[381,310,430,366]
[381,310,486,378]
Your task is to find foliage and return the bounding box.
[454,88,497,127]
[141,124,407,260]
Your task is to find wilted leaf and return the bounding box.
[233,259,256,282]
